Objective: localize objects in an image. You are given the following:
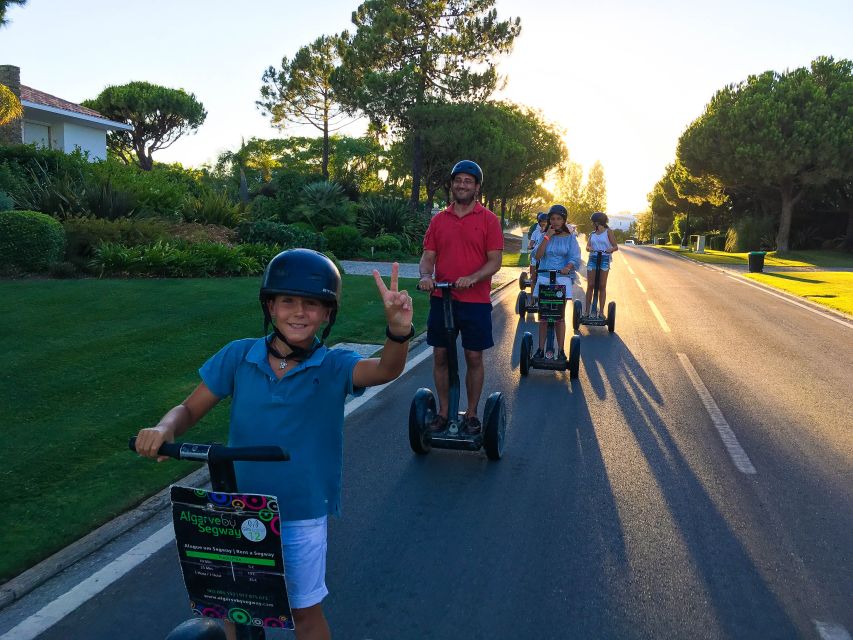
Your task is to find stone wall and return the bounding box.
[0,65,24,146]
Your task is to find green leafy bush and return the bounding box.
[182,190,241,227]
[709,235,727,251]
[725,216,776,252]
[372,233,403,253]
[62,217,172,270]
[0,191,13,210]
[292,181,354,228]
[668,232,681,245]
[323,225,362,258]
[91,241,262,277]
[356,196,428,252]
[0,210,66,273]
[249,195,287,222]
[237,220,327,251]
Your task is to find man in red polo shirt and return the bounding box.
[418,160,504,435]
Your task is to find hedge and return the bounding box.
[0,210,65,273]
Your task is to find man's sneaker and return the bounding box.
[462,414,481,435]
[428,414,448,433]
[558,349,567,360]
[534,348,544,359]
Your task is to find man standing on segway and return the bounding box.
[418,160,504,435]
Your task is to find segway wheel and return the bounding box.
[408,388,435,455]
[165,619,228,640]
[483,391,506,460]
[567,335,581,379]
[515,291,527,316]
[518,272,530,290]
[607,301,616,333]
[520,331,533,376]
[573,299,583,331]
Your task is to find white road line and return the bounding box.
[635,277,647,293]
[727,275,852,329]
[626,264,635,275]
[0,525,175,640]
[647,300,671,333]
[677,353,757,474]
[814,621,852,640]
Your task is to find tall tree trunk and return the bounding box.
[775,182,803,252]
[425,186,436,215]
[239,169,249,205]
[844,208,853,252]
[321,119,330,181]
[410,128,423,210]
[500,198,507,230]
[137,146,153,171]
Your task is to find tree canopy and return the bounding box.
[83,81,207,171]
[258,35,352,180]
[0,0,26,28]
[678,56,853,250]
[333,0,521,206]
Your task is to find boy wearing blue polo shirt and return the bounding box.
[135,249,415,640]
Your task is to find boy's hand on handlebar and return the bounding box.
[373,262,414,328]
[135,426,174,462]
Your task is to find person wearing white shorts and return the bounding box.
[282,517,329,609]
[532,205,582,358]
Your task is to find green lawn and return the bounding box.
[659,245,853,267]
[502,252,529,267]
[0,275,425,582]
[744,272,853,315]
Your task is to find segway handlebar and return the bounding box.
[128,437,290,463]
[433,282,455,289]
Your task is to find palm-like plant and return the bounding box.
[292,181,353,228]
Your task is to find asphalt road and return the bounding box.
[3,246,851,640]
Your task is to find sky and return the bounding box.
[1,0,851,214]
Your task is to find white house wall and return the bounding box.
[61,122,107,161]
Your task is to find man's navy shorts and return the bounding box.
[427,295,494,351]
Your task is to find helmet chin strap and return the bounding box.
[262,305,337,363]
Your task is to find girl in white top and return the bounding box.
[585,211,618,317]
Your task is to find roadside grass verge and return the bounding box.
[658,245,853,268]
[502,252,529,267]
[0,275,425,582]
[744,272,853,315]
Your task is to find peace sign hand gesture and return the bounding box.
[373,262,414,333]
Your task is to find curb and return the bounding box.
[648,246,853,323]
[0,272,522,611]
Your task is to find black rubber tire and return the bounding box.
[408,388,435,455]
[483,392,506,460]
[607,301,616,333]
[166,619,229,640]
[520,332,532,377]
[518,272,530,290]
[568,335,581,379]
[515,291,527,316]
[573,299,583,331]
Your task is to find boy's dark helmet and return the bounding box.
[450,160,483,185]
[590,211,608,225]
[548,204,568,219]
[260,248,341,353]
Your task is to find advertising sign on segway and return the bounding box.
[170,486,293,631]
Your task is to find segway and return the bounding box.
[574,251,616,333]
[129,438,291,640]
[519,270,580,379]
[409,282,507,460]
[515,269,539,316]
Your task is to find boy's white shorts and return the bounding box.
[282,516,328,609]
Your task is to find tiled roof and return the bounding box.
[20,85,106,119]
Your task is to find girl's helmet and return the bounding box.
[450,160,483,185]
[548,204,568,219]
[259,249,341,358]
[537,212,548,223]
[591,211,608,226]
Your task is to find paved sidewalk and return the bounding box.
[340,260,521,288]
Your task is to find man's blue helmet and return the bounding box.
[537,212,548,223]
[451,160,483,185]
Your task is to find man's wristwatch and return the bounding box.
[386,324,415,343]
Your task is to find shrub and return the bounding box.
[324,251,345,275]
[83,177,138,219]
[725,216,776,252]
[323,225,362,258]
[62,217,172,270]
[709,235,727,251]
[248,195,287,222]
[0,210,66,273]
[182,190,241,227]
[668,232,681,245]
[372,233,403,253]
[0,191,13,210]
[356,196,428,252]
[292,181,354,228]
[237,220,327,251]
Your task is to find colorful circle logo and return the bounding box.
[241,518,267,542]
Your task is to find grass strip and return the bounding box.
[0,275,424,581]
[744,272,853,315]
[658,245,853,268]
